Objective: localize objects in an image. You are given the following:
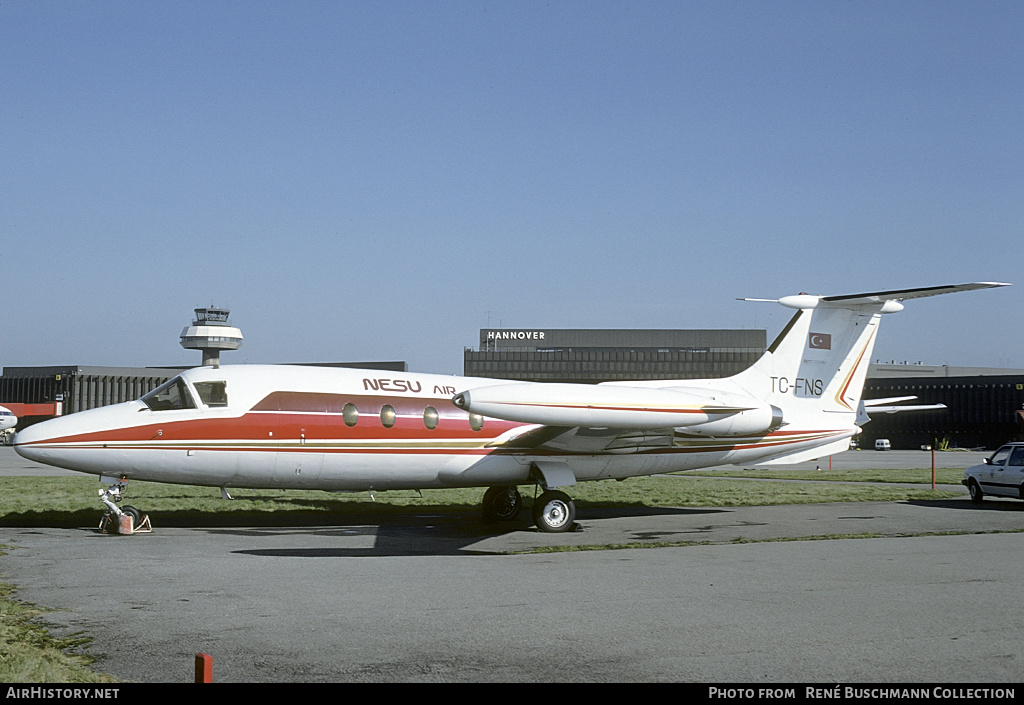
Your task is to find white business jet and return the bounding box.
[13,282,1008,532]
[0,406,17,432]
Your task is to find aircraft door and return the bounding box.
[270,393,325,486]
[273,450,324,486]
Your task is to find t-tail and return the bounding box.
[728,283,1009,460]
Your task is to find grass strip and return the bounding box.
[685,466,966,485]
[0,581,118,683]
[0,474,963,529]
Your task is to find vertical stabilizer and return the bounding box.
[731,283,1009,427]
[729,303,881,426]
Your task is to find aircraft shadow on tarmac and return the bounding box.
[2,502,729,557]
[224,504,730,558]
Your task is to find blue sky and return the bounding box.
[2,1,1021,375]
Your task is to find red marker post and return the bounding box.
[195,653,213,683]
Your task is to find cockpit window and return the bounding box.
[141,377,197,411]
[193,381,228,407]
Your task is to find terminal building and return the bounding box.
[464,328,766,384]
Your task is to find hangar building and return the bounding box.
[860,364,1024,451]
[0,366,181,420]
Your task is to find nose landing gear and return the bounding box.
[98,477,152,535]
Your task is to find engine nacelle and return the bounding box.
[452,383,783,436]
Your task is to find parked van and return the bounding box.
[875,439,891,451]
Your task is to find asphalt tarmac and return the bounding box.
[2,447,1022,683]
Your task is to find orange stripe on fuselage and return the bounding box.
[17,410,519,447]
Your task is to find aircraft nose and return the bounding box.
[12,410,95,460]
[13,422,54,461]
[10,407,119,472]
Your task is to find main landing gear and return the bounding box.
[481,484,578,533]
[98,477,152,535]
[532,489,576,533]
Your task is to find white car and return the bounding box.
[963,443,1024,503]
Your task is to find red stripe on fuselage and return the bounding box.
[21,393,519,447]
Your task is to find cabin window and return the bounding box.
[342,403,359,427]
[193,381,228,407]
[423,406,439,430]
[380,404,396,428]
[141,377,197,411]
[469,413,484,432]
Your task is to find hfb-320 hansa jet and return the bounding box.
[14,283,1008,532]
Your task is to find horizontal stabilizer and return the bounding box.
[857,396,946,425]
[742,282,1009,312]
[863,396,947,413]
[821,282,1010,304]
[864,403,946,414]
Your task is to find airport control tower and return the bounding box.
[179,307,244,368]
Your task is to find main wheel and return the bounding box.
[968,480,984,504]
[532,490,576,533]
[482,485,522,522]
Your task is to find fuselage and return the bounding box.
[12,364,851,491]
